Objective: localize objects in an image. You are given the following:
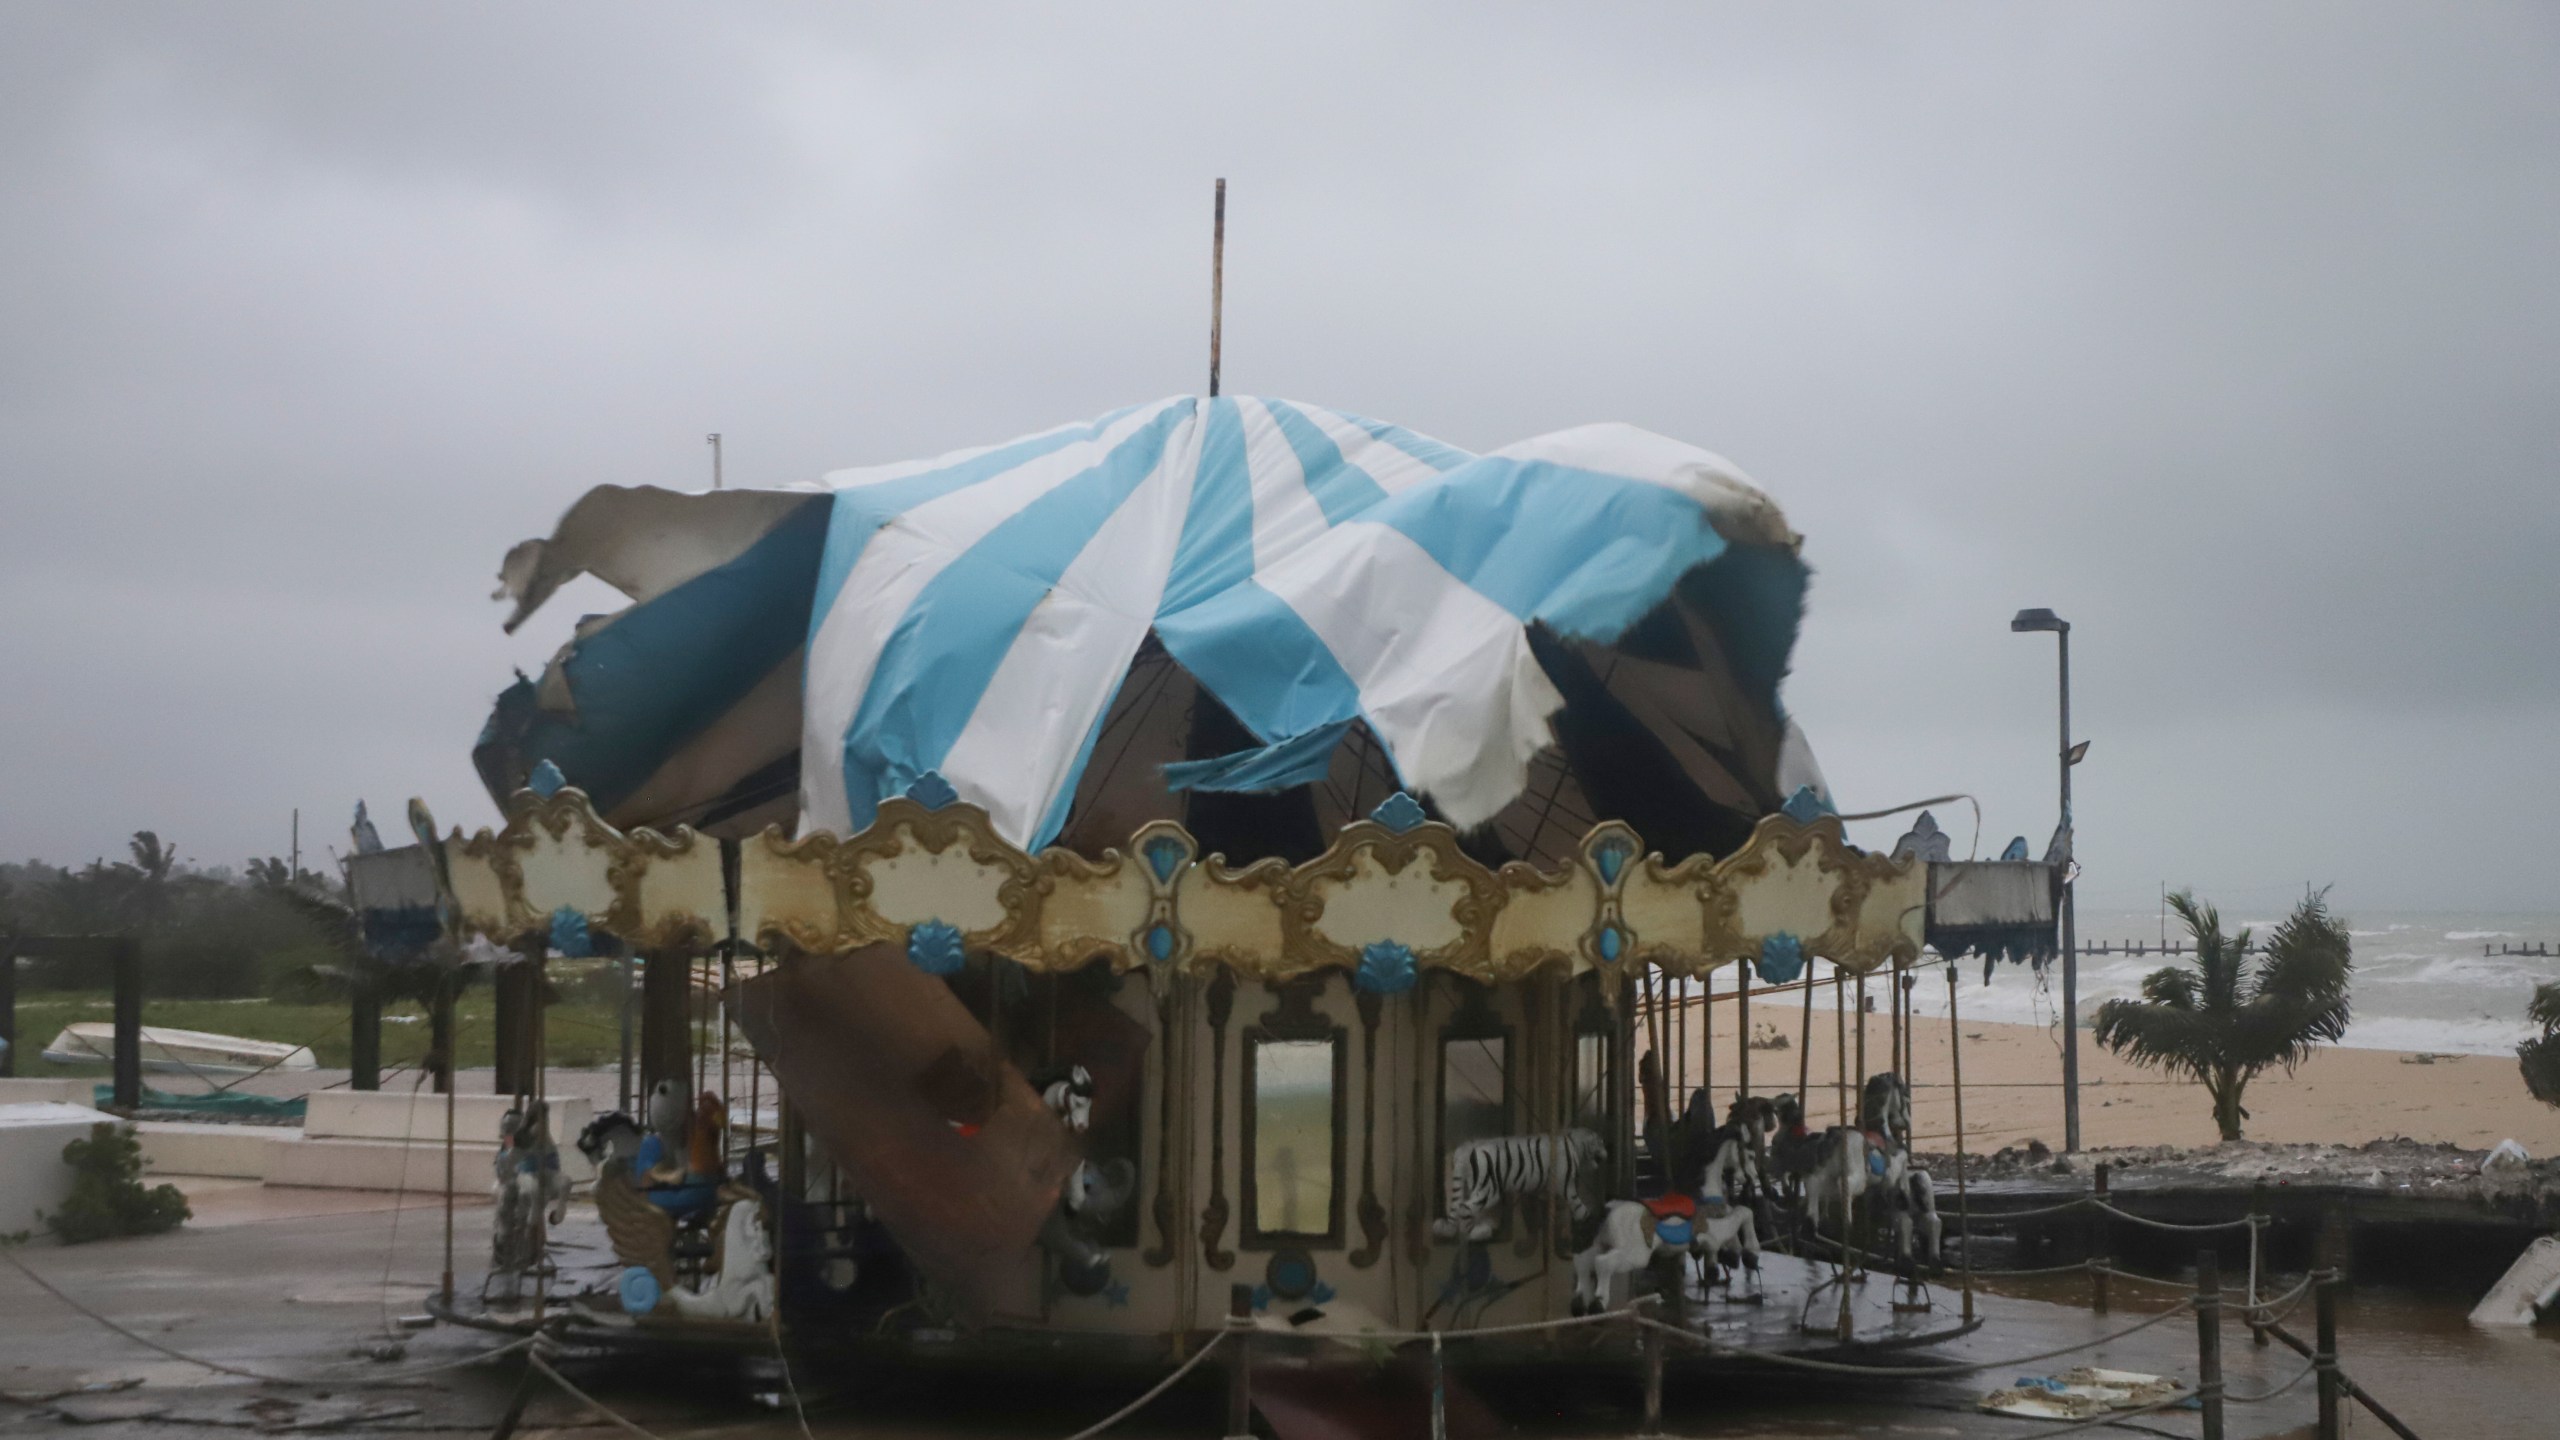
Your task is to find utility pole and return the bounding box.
[290,808,299,880]
[707,433,723,490]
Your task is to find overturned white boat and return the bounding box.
[41,1023,317,1079]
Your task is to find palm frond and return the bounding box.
[2521,1033,2560,1109]
[2139,966,2203,1009]
[2528,981,2560,1035]
[2092,997,2220,1083]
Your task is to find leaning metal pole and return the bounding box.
[1946,964,1974,1323]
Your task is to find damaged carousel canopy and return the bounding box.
[481,395,1825,863]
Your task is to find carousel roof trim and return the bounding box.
[433,782,1989,983]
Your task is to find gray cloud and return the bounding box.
[3,2,2552,909]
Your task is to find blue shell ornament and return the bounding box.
[1755,932,1806,985]
[1355,940,1417,995]
[907,919,966,976]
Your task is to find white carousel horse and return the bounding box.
[1857,1072,1943,1270]
[1769,1092,1871,1243]
[1570,1196,1763,1314]
[663,1194,775,1324]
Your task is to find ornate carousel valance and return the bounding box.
[436,782,1960,982]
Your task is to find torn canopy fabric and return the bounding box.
[478,395,1818,863]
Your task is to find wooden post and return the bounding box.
[427,980,454,1095]
[440,972,457,1304]
[1639,1317,1665,1437]
[2091,1163,2111,1313]
[2315,1275,2341,1440]
[2195,1251,2224,1440]
[1430,1333,1449,1440]
[493,940,544,1097]
[110,936,142,1111]
[0,932,15,1077]
[349,966,381,1092]
[639,949,693,1100]
[1224,1282,1253,1440]
[2248,1181,2270,1346]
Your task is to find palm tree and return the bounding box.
[2519,983,2560,1108]
[2093,890,2353,1142]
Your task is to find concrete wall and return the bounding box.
[0,1102,117,1235]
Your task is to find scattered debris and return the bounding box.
[1925,1135,2560,1204]
[1746,1022,1790,1051]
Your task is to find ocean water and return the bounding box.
[1930,909,2560,1057]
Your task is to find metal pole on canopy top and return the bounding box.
[1208,178,1226,399]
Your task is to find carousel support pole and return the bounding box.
[1796,964,1815,1108]
[616,952,635,1115]
[1836,1152,1856,1341]
[1224,1282,1254,1440]
[718,944,735,1165]
[1735,958,1752,1103]
[1833,969,1848,1125]
[1700,968,1713,1120]
[692,953,709,1104]
[1853,974,1867,1096]
[1946,964,1974,1323]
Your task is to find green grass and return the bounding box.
[9,991,631,1075]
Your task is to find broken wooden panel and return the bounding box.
[732,943,1076,1323]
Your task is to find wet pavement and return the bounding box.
[1,1175,2534,1438]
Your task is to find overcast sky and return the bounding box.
[3,3,2553,914]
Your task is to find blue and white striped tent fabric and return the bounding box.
[795,395,1797,848]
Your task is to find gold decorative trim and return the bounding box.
[433,781,1947,982]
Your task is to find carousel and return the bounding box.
[418,395,2059,1383]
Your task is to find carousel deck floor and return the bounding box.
[443,1209,1980,1371]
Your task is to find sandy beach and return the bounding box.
[1654,986,2560,1158]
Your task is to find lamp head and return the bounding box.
[2011,607,2069,634]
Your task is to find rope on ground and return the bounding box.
[1953,1196,2096,1222]
[1,1244,532,1390]
[2225,1357,2319,1404]
[1637,1298,2196,1380]
[1055,1330,1231,1440]
[526,1352,668,1440]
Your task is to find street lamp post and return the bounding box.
[2012,607,2081,1153]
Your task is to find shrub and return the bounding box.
[48,1122,190,1244]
